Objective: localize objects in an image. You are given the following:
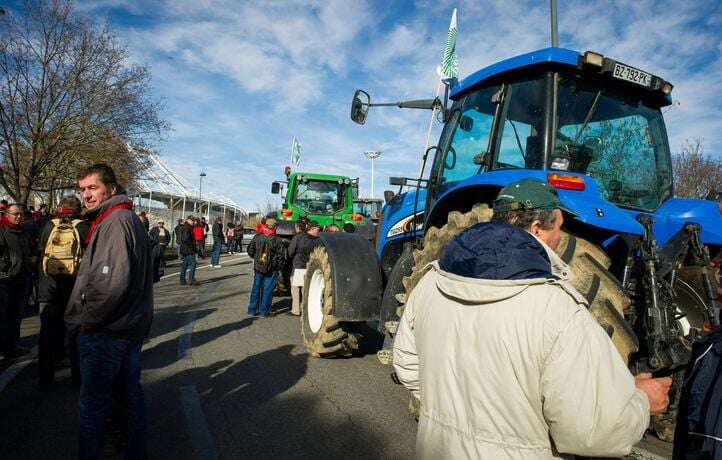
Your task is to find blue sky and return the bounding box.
[48,1,722,210]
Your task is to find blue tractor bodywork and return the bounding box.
[319,45,721,395]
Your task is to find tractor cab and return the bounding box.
[428,48,675,214]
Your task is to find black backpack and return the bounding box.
[674,326,722,459]
[254,236,273,274]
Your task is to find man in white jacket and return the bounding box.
[393,179,672,459]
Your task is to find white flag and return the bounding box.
[291,136,301,167]
[440,9,458,80]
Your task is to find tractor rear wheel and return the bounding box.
[300,246,358,357]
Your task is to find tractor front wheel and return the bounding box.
[300,246,358,357]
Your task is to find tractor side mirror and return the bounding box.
[389,177,404,186]
[351,90,370,125]
[271,182,280,194]
[383,190,395,203]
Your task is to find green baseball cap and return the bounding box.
[493,178,575,214]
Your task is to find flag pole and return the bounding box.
[419,8,457,179]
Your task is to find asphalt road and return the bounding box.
[0,253,418,459]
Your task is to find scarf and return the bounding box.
[0,216,20,230]
[84,202,133,246]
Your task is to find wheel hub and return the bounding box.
[307,269,325,333]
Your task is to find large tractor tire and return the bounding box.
[376,244,416,365]
[300,246,358,357]
[554,232,639,363]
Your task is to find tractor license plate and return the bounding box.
[612,63,652,87]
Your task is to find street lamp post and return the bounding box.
[363,150,381,199]
[199,172,206,214]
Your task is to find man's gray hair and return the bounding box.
[492,208,557,231]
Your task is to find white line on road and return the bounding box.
[161,253,249,280]
[177,310,197,364]
[180,385,218,460]
[0,346,38,393]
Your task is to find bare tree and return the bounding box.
[672,139,722,198]
[0,0,167,204]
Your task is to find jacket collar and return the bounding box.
[530,234,572,282]
[84,194,132,219]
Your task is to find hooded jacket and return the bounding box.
[65,195,153,340]
[393,221,649,459]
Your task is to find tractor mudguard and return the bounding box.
[318,231,383,321]
[652,197,722,246]
[276,220,296,237]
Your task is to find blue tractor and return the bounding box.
[299,47,721,439]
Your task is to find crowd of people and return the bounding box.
[2,171,721,459]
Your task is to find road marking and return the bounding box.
[0,346,38,393]
[177,310,197,364]
[180,385,218,460]
[161,253,249,280]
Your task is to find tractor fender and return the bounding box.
[318,231,383,321]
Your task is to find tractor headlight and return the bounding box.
[582,50,604,67]
[550,156,570,171]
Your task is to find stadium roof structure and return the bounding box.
[128,146,246,220]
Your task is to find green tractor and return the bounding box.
[271,171,364,236]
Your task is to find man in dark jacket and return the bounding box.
[287,220,322,316]
[0,203,33,362]
[66,163,153,459]
[210,216,225,268]
[246,218,285,317]
[37,196,89,390]
[178,215,198,286]
[149,221,170,282]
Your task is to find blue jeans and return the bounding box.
[77,331,147,460]
[179,254,197,284]
[211,241,222,266]
[247,271,278,316]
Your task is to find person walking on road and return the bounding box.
[0,203,33,363]
[246,218,285,317]
[210,216,225,268]
[226,222,236,254]
[172,218,183,255]
[37,196,89,390]
[149,221,171,282]
[393,178,672,459]
[200,217,209,254]
[178,216,198,286]
[66,163,153,460]
[193,219,205,258]
[287,220,321,316]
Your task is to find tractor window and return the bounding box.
[555,76,673,210]
[494,78,546,170]
[293,180,345,215]
[437,85,499,187]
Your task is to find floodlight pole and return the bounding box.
[550,0,558,47]
[199,171,206,214]
[363,150,382,199]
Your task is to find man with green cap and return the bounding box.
[393,178,671,459]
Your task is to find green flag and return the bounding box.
[440,8,458,80]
